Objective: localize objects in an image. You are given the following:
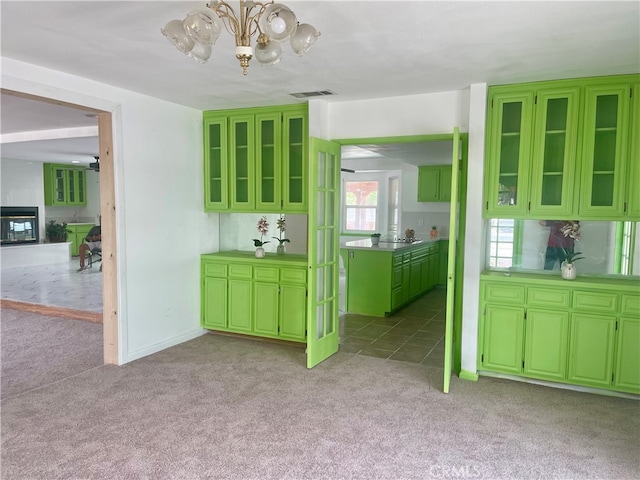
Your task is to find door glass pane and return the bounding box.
[327,153,335,189]
[498,102,522,206]
[325,299,334,334]
[317,152,325,188]
[316,266,324,302]
[317,191,325,226]
[55,170,64,202]
[327,228,334,261]
[317,230,325,264]
[326,264,334,304]
[327,192,335,226]
[316,305,324,338]
[68,170,75,202]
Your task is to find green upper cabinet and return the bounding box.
[485,90,534,217]
[629,83,640,220]
[579,83,631,218]
[203,115,228,210]
[417,165,452,202]
[484,74,638,220]
[43,163,87,206]
[203,104,308,213]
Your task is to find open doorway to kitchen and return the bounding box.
[336,134,467,374]
[0,89,118,365]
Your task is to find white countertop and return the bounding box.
[341,239,441,252]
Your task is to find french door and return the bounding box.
[306,137,341,368]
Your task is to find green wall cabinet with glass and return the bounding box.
[484,74,639,220]
[203,104,308,213]
[340,241,440,317]
[67,223,94,257]
[43,163,87,207]
[417,165,452,202]
[201,252,307,343]
[479,272,640,394]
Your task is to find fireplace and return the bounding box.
[1,206,39,246]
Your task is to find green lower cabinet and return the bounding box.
[523,309,569,381]
[228,280,253,333]
[614,317,640,393]
[482,305,524,374]
[480,273,639,394]
[203,277,227,329]
[279,284,307,341]
[201,254,307,342]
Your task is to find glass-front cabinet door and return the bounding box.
[54,167,65,204]
[528,87,580,217]
[628,83,640,221]
[204,115,228,211]
[255,112,281,211]
[282,109,308,212]
[579,84,631,218]
[229,114,255,211]
[485,91,534,217]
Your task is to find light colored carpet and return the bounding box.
[1,309,639,479]
[1,308,103,399]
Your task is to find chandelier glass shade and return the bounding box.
[161,0,320,75]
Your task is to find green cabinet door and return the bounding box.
[254,282,279,336]
[484,91,535,217]
[228,279,252,332]
[417,167,440,202]
[614,316,640,393]
[579,84,631,218]
[202,277,227,329]
[203,115,228,211]
[345,249,393,316]
[70,224,94,256]
[66,169,86,206]
[528,87,580,217]
[229,114,255,211]
[567,313,616,388]
[255,112,282,211]
[417,166,452,202]
[282,108,308,212]
[482,305,524,374]
[628,83,640,221]
[409,257,422,297]
[524,308,569,381]
[279,284,307,341]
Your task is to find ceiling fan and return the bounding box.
[86,156,100,172]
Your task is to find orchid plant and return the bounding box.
[272,215,290,245]
[253,216,270,247]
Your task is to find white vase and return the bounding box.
[276,244,285,255]
[561,261,576,280]
[371,236,380,246]
[255,247,265,258]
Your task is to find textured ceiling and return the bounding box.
[1,1,638,165]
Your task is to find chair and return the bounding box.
[84,243,102,270]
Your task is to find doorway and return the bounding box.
[0,89,118,364]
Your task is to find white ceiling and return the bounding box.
[1,1,638,166]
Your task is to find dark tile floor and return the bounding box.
[339,288,446,366]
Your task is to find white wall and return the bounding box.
[1,57,217,364]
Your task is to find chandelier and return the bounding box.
[161,0,320,75]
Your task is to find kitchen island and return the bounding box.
[340,239,441,317]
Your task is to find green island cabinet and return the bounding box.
[479,272,640,394]
[43,163,87,207]
[201,252,308,343]
[203,104,308,213]
[67,223,95,256]
[417,165,452,202]
[340,241,440,317]
[484,74,639,220]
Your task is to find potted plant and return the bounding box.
[252,216,270,258]
[46,220,70,243]
[370,233,381,246]
[561,248,585,280]
[272,215,290,255]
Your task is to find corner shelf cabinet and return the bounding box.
[479,272,640,394]
[43,163,87,207]
[203,104,308,213]
[484,74,639,220]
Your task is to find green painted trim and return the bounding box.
[459,370,479,382]
[630,223,637,275]
[203,103,307,118]
[488,73,640,93]
[333,133,456,145]
[340,232,370,237]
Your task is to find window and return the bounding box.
[388,177,399,236]
[344,180,378,232]
[487,218,522,268]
